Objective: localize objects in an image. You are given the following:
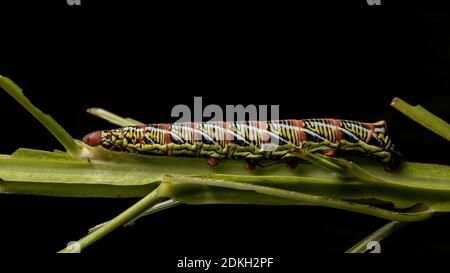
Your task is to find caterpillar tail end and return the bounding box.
[384,149,404,172]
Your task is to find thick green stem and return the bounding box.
[58,184,166,253]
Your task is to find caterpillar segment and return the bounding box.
[83,119,403,171]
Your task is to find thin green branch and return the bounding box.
[87,108,143,127]
[124,117,144,125]
[345,203,431,253]
[0,75,82,156]
[345,221,408,253]
[59,184,167,253]
[391,97,450,141]
[292,149,349,176]
[88,199,181,233]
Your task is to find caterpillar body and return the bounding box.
[83,119,403,171]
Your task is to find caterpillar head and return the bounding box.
[82,130,116,150]
[83,126,145,151]
[82,130,103,147]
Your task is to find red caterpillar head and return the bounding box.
[82,126,146,151]
[82,130,103,147]
[82,129,117,150]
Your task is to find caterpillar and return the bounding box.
[83,119,403,171]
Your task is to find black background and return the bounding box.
[0,0,449,261]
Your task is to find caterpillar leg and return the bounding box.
[320,149,337,157]
[286,161,298,170]
[207,157,221,168]
[245,159,258,171]
[280,156,299,170]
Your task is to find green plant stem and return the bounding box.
[87,108,143,126]
[391,97,450,141]
[0,75,82,155]
[1,80,449,252]
[60,174,433,252]
[58,184,166,253]
[88,199,181,233]
[345,203,432,253]
[345,221,409,253]
[163,176,435,222]
[289,149,345,174]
